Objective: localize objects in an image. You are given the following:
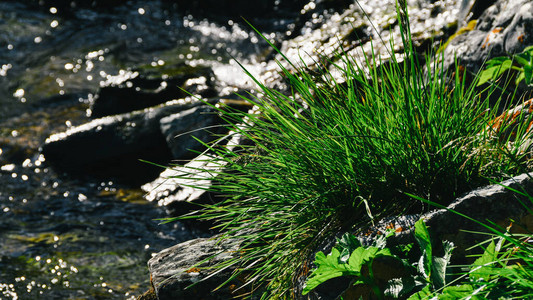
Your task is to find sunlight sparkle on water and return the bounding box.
[13,89,24,98]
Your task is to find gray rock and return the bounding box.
[89,66,215,118]
[298,172,533,299]
[41,99,214,185]
[141,153,224,217]
[147,235,244,300]
[142,130,247,216]
[160,105,224,160]
[394,172,533,246]
[443,0,533,74]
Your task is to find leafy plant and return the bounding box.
[302,231,396,298]
[162,3,531,298]
[407,184,533,299]
[303,219,455,299]
[477,45,533,87]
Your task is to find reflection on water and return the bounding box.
[0,0,297,298]
[0,0,272,120]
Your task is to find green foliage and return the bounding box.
[477,46,533,86]
[303,243,395,297]
[163,4,531,298]
[405,185,533,299]
[304,219,455,298]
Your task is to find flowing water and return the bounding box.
[0,1,294,298]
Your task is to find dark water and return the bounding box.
[0,1,294,298]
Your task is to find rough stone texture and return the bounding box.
[147,236,244,300]
[160,105,224,160]
[142,154,224,216]
[142,130,246,216]
[298,172,533,299]
[443,0,533,75]
[393,172,533,246]
[41,99,214,185]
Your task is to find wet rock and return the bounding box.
[393,172,533,246]
[443,0,533,75]
[147,235,244,300]
[278,0,461,79]
[160,105,224,160]
[142,154,223,217]
[142,130,246,216]
[41,99,214,185]
[90,66,215,118]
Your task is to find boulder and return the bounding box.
[147,235,245,300]
[160,105,224,160]
[41,99,215,185]
[442,0,533,76]
[90,65,215,118]
[142,130,247,216]
[298,172,533,299]
[142,154,224,216]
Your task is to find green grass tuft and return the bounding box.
[164,4,531,298]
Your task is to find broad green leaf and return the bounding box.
[384,277,417,298]
[347,247,379,272]
[524,64,532,85]
[469,240,497,282]
[477,66,499,86]
[304,245,396,295]
[407,285,433,300]
[414,219,433,280]
[430,241,454,289]
[485,56,510,67]
[494,59,513,77]
[514,54,529,66]
[516,72,526,85]
[439,284,476,300]
[303,248,356,295]
[477,59,512,86]
[336,233,362,263]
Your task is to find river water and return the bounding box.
[0,1,296,298]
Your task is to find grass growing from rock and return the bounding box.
[165,4,532,299]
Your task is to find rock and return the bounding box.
[142,130,247,216]
[147,235,245,300]
[41,99,215,185]
[442,0,533,75]
[90,66,215,118]
[297,172,533,299]
[142,154,223,217]
[393,172,533,247]
[160,105,224,160]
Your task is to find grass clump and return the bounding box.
[166,5,531,298]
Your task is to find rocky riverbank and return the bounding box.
[130,0,533,299]
[1,0,532,299]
